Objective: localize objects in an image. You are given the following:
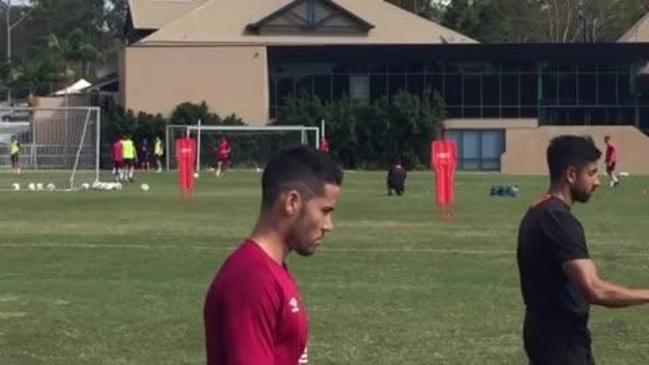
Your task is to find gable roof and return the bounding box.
[619,12,649,43]
[135,0,477,45]
[246,0,374,34]
[127,0,209,30]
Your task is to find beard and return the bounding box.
[287,231,317,257]
[571,186,595,203]
[286,213,318,257]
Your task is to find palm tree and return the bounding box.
[10,55,66,97]
[47,28,102,80]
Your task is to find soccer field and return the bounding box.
[1,170,648,364]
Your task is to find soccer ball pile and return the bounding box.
[88,181,123,191]
[79,181,149,192]
[11,182,57,192]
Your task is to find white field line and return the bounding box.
[0,243,648,258]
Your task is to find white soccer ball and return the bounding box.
[11,183,20,191]
[193,172,200,178]
[91,181,101,190]
[28,182,36,191]
[140,183,150,192]
[255,167,262,173]
[46,183,56,191]
[81,182,90,191]
[106,182,121,191]
[36,183,44,191]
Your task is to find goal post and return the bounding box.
[0,107,101,190]
[165,124,320,171]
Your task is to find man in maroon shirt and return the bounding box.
[604,135,619,188]
[319,138,329,153]
[111,137,124,182]
[204,146,343,365]
[215,138,231,177]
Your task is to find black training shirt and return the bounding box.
[517,195,590,326]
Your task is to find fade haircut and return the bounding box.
[261,146,343,209]
[547,135,601,182]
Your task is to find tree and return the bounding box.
[48,29,102,79]
[442,0,480,37]
[10,54,66,97]
[576,0,647,42]
[385,0,445,22]
[432,0,649,43]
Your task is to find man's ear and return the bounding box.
[282,190,302,217]
[566,166,577,184]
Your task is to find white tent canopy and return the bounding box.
[53,79,92,96]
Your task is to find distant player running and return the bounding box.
[604,135,619,188]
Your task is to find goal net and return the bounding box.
[0,107,101,190]
[165,125,320,171]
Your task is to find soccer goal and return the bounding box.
[0,107,101,190]
[165,124,320,171]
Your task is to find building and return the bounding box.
[121,0,649,174]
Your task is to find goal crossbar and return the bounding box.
[165,124,320,171]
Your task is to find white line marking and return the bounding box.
[0,243,647,258]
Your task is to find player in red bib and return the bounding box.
[204,146,343,365]
[319,138,329,153]
[604,135,619,188]
[111,137,124,181]
[215,137,231,177]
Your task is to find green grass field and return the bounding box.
[1,170,649,364]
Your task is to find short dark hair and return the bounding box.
[604,135,611,142]
[261,146,343,209]
[547,135,601,181]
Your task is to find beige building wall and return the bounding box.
[444,118,538,130]
[119,49,126,108]
[33,95,91,109]
[444,119,649,175]
[503,126,649,175]
[122,46,269,124]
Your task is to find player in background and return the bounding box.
[604,135,619,188]
[111,137,124,181]
[9,135,21,175]
[319,137,329,153]
[215,137,231,177]
[204,146,343,365]
[121,135,137,182]
[139,139,152,171]
[387,162,407,196]
[154,136,164,173]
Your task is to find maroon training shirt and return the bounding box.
[605,144,617,165]
[204,240,309,365]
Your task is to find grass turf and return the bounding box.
[1,170,648,364]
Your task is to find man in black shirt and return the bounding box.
[517,135,649,365]
[387,163,407,196]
